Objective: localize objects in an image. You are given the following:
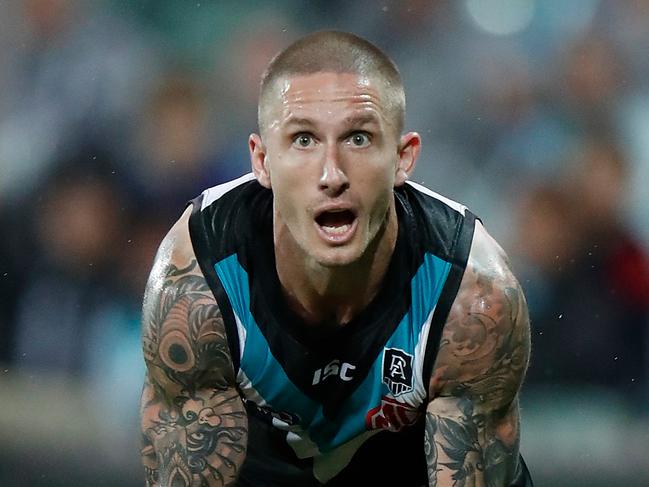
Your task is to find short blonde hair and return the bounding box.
[258,30,405,136]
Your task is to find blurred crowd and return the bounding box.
[0,0,648,485]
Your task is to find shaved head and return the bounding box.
[258,30,405,136]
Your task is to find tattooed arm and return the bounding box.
[425,221,531,487]
[140,207,247,487]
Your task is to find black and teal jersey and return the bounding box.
[188,173,530,486]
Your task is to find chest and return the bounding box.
[214,251,452,453]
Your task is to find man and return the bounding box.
[140,31,533,486]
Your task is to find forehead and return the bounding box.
[267,72,391,126]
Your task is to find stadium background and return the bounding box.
[1,0,648,485]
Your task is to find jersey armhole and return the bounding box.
[420,211,477,398]
[187,196,241,373]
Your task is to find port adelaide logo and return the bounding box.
[382,348,414,396]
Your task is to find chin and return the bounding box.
[309,244,364,268]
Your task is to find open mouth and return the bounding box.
[315,209,357,240]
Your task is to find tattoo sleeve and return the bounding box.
[425,226,530,486]
[140,223,247,487]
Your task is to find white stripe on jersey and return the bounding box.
[200,172,256,210]
[234,311,247,363]
[200,175,466,218]
[412,308,434,404]
[390,307,435,408]
[236,368,268,406]
[405,180,467,216]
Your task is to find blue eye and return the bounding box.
[293,133,314,148]
[349,132,370,147]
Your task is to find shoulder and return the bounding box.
[399,181,474,261]
[403,180,469,216]
[189,173,270,255]
[194,172,260,214]
[147,206,195,282]
[141,206,201,318]
[429,220,531,410]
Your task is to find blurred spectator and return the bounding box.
[121,71,242,223]
[11,158,131,375]
[515,136,649,400]
[3,154,149,481]
[553,32,626,131]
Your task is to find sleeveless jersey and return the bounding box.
[188,173,530,486]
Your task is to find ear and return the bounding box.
[395,132,421,186]
[249,133,271,188]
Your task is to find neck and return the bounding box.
[274,205,398,327]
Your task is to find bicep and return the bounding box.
[139,210,247,486]
[425,222,530,486]
[141,254,235,398]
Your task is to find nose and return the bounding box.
[319,145,349,196]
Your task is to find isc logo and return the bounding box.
[312,359,356,385]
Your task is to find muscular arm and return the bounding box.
[140,208,247,487]
[425,222,531,487]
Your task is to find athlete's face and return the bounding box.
[250,72,420,267]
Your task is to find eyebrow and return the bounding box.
[283,114,381,130]
[283,117,317,130]
[343,114,381,127]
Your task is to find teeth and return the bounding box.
[322,224,351,235]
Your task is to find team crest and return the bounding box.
[382,348,413,396]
